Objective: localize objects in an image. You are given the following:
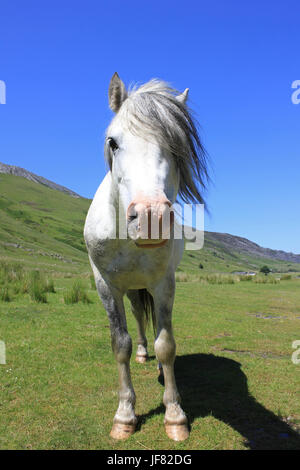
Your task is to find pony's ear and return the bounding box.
[108,72,128,112]
[176,88,189,105]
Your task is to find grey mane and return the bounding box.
[114,79,209,205]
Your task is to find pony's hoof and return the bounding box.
[165,423,189,441]
[110,422,136,440]
[136,355,148,364]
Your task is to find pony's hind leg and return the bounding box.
[127,290,149,363]
[152,275,189,442]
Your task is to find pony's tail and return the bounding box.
[138,289,156,337]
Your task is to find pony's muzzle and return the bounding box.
[127,198,174,247]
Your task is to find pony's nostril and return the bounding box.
[128,214,138,223]
[127,202,139,223]
[127,209,138,224]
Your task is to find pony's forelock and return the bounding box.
[106,79,209,205]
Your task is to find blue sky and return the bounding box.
[0,0,299,252]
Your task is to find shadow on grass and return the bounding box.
[139,353,300,450]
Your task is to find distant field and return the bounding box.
[1,267,300,450]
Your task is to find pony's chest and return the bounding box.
[110,247,166,273]
[93,240,170,289]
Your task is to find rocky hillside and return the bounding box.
[206,232,300,264]
[0,165,299,274]
[0,161,82,199]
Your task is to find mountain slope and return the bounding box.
[0,171,299,274]
[206,232,300,264]
[0,173,90,272]
[0,161,82,198]
[180,230,300,274]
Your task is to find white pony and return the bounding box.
[84,73,208,441]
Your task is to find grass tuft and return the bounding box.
[64,280,91,304]
[89,274,96,290]
[0,286,11,302]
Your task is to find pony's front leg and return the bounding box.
[152,275,189,442]
[97,280,137,440]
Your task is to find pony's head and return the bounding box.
[105,73,209,247]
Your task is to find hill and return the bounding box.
[180,231,300,274]
[0,161,82,198]
[0,172,89,273]
[0,171,299,274]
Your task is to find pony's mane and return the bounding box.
[110,79,209,205]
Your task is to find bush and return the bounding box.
[239,275,254,281]
[254,275,280,284]
[175,272,238,284]
[260,265,271,275]
[200,274,237,284]
[281,274,292,280]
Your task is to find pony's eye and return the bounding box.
[107,137,119,153]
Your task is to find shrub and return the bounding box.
[201,274,237,284]
[281,274,292,280]
[254,275,280,284]
[260,265,271,275]
[239,275,254,281]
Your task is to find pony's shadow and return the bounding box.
[138,353,300,449]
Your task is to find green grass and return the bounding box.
[0,286,11,302]
[0,174,300,449]
[0,174,90,274]
[0,273,300,450]
[0,261,58,304]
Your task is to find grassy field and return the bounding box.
[1,265,300,450]
[1,174,300,449]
